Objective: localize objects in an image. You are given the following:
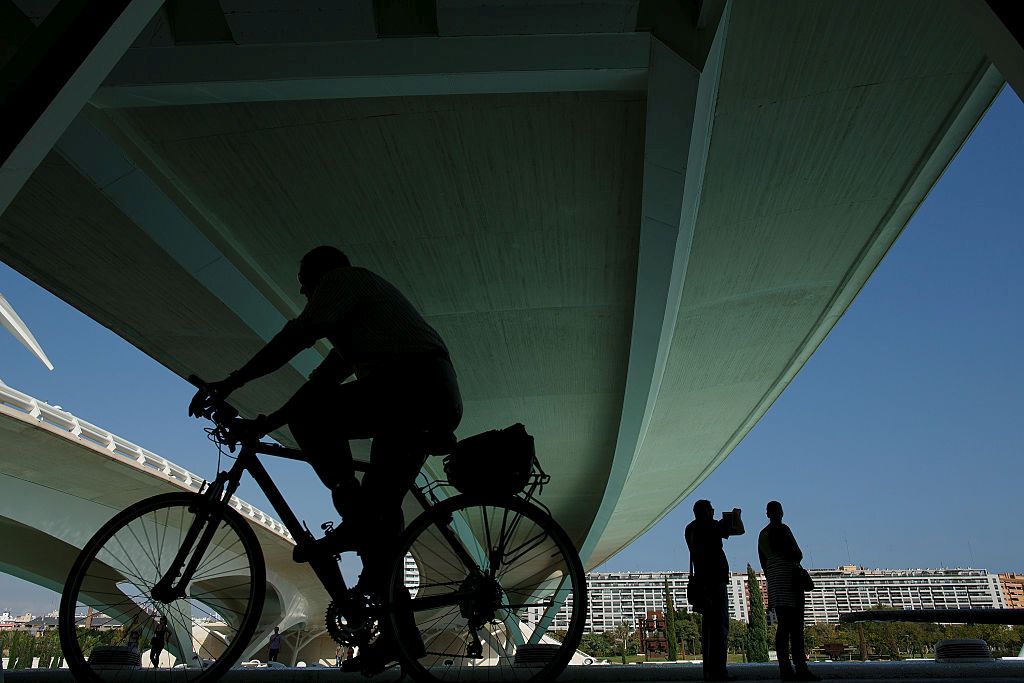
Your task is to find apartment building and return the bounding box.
[804,566,1004,624]
[534,566,1006,632]
[542,571,753,633]
[997,573,1024,609]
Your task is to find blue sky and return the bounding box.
[0,90,1020,614]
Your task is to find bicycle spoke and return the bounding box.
[61,495,264,683]
[392,497,586,683]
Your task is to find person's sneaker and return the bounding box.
[794,670,821,682]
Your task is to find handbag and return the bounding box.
[686,557,711,613]
[794,564,814,592]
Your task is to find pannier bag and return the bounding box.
[444,423,535,497]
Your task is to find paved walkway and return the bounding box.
[4,660,1024,682]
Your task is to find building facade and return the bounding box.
[997,573,1024,609]
[543,571,752,633]
[539,566,1006,633]
[804,566,1005,624]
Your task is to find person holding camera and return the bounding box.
[685,499,744,682]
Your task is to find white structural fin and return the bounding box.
[0,293,54,370]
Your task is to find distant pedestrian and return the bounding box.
[149,616,169,668]
[758,501,819,681]
[268,626,283,662]
[685,499,743,682]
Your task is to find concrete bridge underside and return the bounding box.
[0,0,1008,579]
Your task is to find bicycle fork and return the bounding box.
[150,469,240,604]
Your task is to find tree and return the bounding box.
[579,633,606,658]
[727,619,748,659]
[804,622,839,653]
[664,578,679,661]
[745,564,770,662]
[675,608,701,657]
[857,623,868,661]
[609,621,633,664]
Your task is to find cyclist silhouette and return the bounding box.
[189,245,462,666]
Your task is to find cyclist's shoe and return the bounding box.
[292,520,363,563]
[340,642,394,676]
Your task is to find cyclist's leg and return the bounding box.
[359,357,462,586]
[359,435,428,585]
[356,359,461,663]
[279,378,376,520]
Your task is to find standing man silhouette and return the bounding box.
[268,626,282,663]
[685,499,741,682]
[759,501,819,681]
[149,616,169,668]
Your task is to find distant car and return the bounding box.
[236,659,288,669]
[174,658,215,669]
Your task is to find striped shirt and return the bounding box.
[293,267,449,376]
[758,523,802,608]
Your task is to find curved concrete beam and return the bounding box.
[579,6,731,570]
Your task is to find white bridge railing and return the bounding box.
[0,380,293,542]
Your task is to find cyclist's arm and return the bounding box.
[308,349,354,385]
[225,320,317,390]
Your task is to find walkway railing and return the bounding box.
[0,380,293,542]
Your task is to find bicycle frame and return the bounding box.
[151,438,351,604]
[245,439,484,604]
[151,433,514,629]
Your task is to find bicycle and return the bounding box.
[59,376,587,682]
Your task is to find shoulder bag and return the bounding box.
[687,556,710,613]
[793,564,814,592]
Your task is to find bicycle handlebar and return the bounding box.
[187,374,245,452]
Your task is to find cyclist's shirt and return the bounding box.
[291,267,450,376]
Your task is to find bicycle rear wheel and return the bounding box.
[59,492,266,682]
[389,495,587,683]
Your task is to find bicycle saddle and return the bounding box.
[417,430,457,455]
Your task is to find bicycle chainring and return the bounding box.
[325,595,380,648]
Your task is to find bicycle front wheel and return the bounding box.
[389,495,587,683]
[59,492,266,682]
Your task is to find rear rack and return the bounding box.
[416,455,551,511]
